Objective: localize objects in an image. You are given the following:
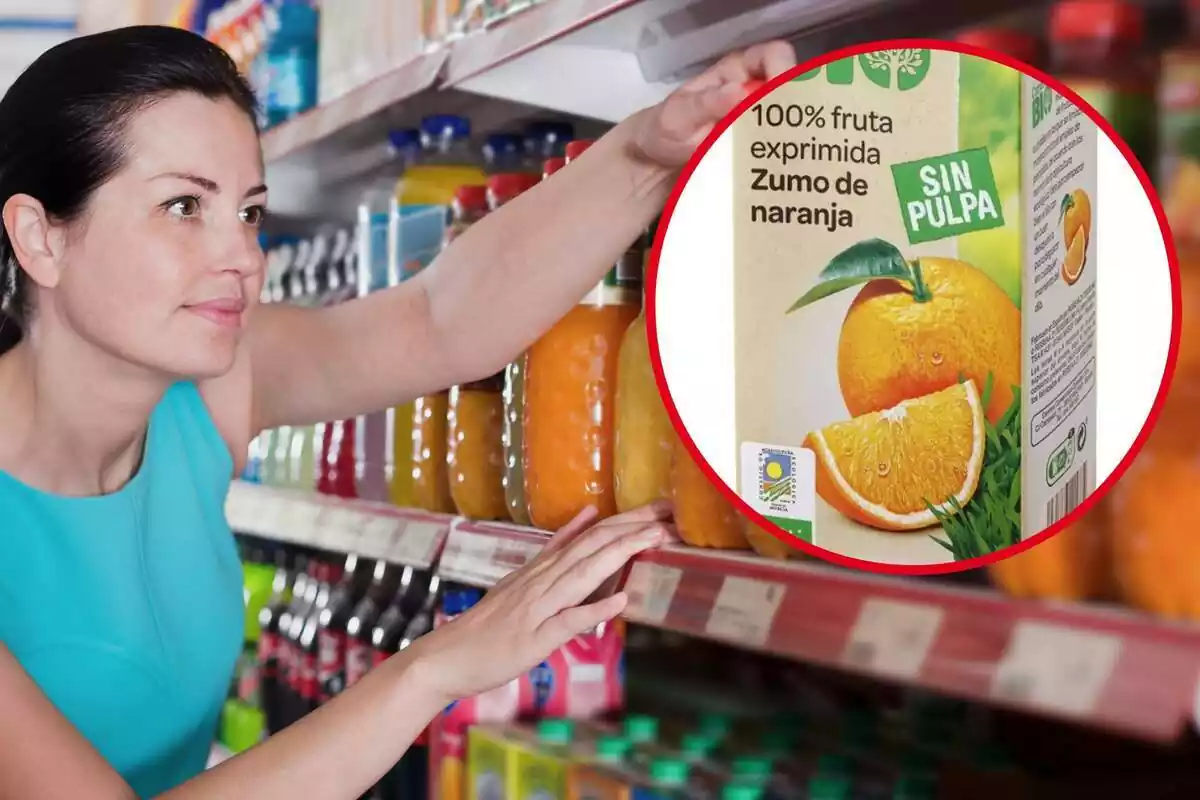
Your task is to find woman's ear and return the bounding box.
[3,193,66,290]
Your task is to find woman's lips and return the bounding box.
[187,298,245,329]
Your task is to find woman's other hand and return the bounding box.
[409,501,675,704]
[631,40,798,170]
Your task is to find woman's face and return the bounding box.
[47,92,266,379]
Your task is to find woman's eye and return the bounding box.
[240,205,265,227]
[165,196,201,219]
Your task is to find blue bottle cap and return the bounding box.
[421,114,471,140]
[388,128,422,153]
[442,590,465,616]
[461,588,483,609]
[483,132,522,160]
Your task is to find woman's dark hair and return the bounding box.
[0,25,258,353]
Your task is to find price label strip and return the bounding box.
[705,576,786,648]
[357,516,403,560]
[843,597,944,680]
[389,520,447,569]
[276,500,324,547]
[438,526,500,586]
[991,620,1122,717]
[623,562,682,625]
[317,507,365,553]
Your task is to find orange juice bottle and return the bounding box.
[524,141,643,530]
[447,178,536,520]
[671,433,750,550]
[613,222,674,513]
[409,184,488,514]
[503,158,564,526]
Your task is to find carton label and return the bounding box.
[733,47,1097,565]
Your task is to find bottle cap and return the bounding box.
[808,774,851,800]
[955,28,1041,65]
[732,757,773,781]
[421,114,471,140]
[624,714,659,743]
[524,121,576,155]
[698,712,731,739]
[388,128,422,153]
[722,782,764,800]
[542,157,566,178]
[564,139,595,162]
[536,718,574,744]
[1050,0,1144,43]
[483,132,523,162]
[461,588,483,609]
[649,758,689,785]
[680,732,714,760]
[453,184,488,212]
[486,173,540,207]
[595,735,630,761]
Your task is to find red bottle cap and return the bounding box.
[486,173,539,208]
[1050,0,1144,43]
[453,184,488,211]
[542,156,566,178]
[955,28,1042,66]
[564,139,595,162]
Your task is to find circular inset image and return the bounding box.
[650,39,1179,573]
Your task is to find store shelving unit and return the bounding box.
[223,0,1200,773]
[227,480,1200,746]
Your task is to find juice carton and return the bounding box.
[733,45,1098,566]
[468,724,523,800]
[514,719,577,800]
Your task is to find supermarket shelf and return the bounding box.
[225,480,1200,745]
[224,481,452,570]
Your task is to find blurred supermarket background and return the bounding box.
[7,0,1200,797]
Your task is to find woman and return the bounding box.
[0,23,794,799]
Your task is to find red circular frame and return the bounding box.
[645,37,1183,576]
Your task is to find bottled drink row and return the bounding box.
[240,113,796,560]
[236,537,479,797]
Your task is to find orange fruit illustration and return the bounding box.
[837,257,1021,424]
[1061,187,1092,248]
[1061,227,1087,285]
[804,381,985,532]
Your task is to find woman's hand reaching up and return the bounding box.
[409,502,675,704]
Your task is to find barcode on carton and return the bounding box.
[1046,461,1088,526]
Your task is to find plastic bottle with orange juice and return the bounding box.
[524,140,644,530]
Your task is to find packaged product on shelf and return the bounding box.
[672,436,750,550]
[316,232,361,499]
[1049,0,1157,174]
[740,517,805,560]
[259,0,320,128]
[731,45,1097,567]
[483,132,528,174]
[614,223,675,513]
[525,140,643,530]
[503,159,565,525]
[1160,0,1200,236]
[448,182,512,520]
[567,735,639,800]
[1108,425,1200,620]
[257,549,307,734]
[483,0,542,29]
[315,555,374,705]
[986,500,1113,601]
[953,27,1044,69]
[355,130,422,504]
[524,120,577,164]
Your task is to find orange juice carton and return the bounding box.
[732,46,1098,566]
[468,724,524,800]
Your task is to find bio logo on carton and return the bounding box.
[733,46,1097,565]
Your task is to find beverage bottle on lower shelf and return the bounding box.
[345,563,415,689]
[278,558,322,727]
[257,547,309,734]
[368,574,442,800]
[316,555,375,704]
[295,560,345,720]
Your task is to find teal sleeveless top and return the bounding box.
[0,381,244,797]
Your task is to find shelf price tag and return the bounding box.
[389,521,446,568]
[277,499,323,547]
[991,620,1122,716]
[843,597,944,680]
[623,562,682,625]
[705,576,785,648]
[318,507,365,553]
[358,516,402,560]
[438,525,542,586]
